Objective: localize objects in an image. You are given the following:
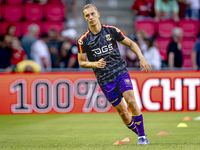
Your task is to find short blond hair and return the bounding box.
[82,4,98,14]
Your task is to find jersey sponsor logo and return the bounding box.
[105,34,112,41]
[78,39,83,45]
[91,44,113,55]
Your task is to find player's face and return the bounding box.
[83,7,100,26]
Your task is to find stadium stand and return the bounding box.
[1,21,21,37]
[155,37,171,61]
[157,20,177,37]
[23,4,44,21]
[21,21,42,37]
[42,21,64,34]
[178,19,199,37]
[181,37,197,55]
[5,0,24,4]
[0,1,66,36]
[0,0,198,71]
[135,20,156,37]
[48,0,62,4]
[44,3,65,21]
[182,54,192,68]
[3,4,23,21]
[0,5,2,20]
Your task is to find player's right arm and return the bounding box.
[78,53,106,69]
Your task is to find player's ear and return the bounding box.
[98,12,100,18]
[84,16,87,21]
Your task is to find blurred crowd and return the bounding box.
[129,0,200,70]
[132,0,200,22]
[0,0,200,73]
[0,0,80,73]
[0,23,79,73]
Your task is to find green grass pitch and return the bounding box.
[0,112,200,150]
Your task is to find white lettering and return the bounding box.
[142,79,160,111]
[92,48,101,54]
[161,78,182,111]
[91,44,113,55]
[183,78,200,110]
[101,45,108,53]
[108,43,113,50]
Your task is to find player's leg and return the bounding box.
[113,100,138,135]
[117,73,149,145]
[122,90,149,145]
[100,81,138,135]
[122,90,144,134]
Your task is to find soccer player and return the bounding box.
[78,4,151,145]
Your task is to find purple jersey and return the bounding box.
[78,24,128,86]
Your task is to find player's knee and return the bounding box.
[118,109,130,120]
[126,99,138,110]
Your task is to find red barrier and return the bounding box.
[0,71,199,114]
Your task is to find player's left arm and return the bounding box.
[119,37,152,73]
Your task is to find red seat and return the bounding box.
[157,20,177,37]
[0,22,2,36]
[135,20,156,37]
[156,37,172,61]
[179,19,199,37]
[0,5,2,21]
[181,37,197,55]
[45,4,65,21]
[5,0,24,4]
[3,4,22,21]
[2,22,21,37]
[21,21,42,37]
[42,21,64,34]
[182,54,192,68]
[0,0,3,4]
[23,4,44,21]
[48,0,62,3]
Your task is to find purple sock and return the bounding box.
[132,114,145,136]
[126,120,138,135]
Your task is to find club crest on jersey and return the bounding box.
[124,79,131,85]
[105,34,112,41]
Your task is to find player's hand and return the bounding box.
[139,57,152,73]
[96,58,106,68]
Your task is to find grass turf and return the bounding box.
[0,112,200,150]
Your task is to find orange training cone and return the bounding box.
[113,141,125,145]
[122,138,133,142]
[157,131,168,135]
[183,116,192,121]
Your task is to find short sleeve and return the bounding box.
[171,0,179,13]
[168,41,176,54]
[38,46,48,57]
[155,0,161,11]
[113,27,126,42]
[151,47,161,70]
[132,0,139,11]
[78,38,87,53]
